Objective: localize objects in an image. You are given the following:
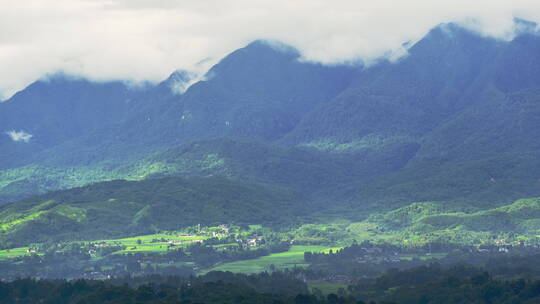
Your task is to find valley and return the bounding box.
[1,15,540,303]
[2,194,540,281]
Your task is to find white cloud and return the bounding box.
[0,0,540,99]
[6,130,33,143]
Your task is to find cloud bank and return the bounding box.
[1,0,540,99]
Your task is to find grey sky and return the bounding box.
[1,0,539,99]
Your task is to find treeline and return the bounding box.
[304,241,540,280]
[351,264,540,304]
[0,271,346,304]
[4,266,540,303]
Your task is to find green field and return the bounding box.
[206,245,341,274]
[0,247,31,260]
[0,232,212,260]
[95,233,210,254]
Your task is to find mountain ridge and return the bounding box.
[1,22,540,230]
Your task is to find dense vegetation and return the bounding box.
[3,168,540,251]
[358,198,540,245]
[351,264,540,303]
[0,271,314,304]
[4,264,540,303]
[0,177,305,248]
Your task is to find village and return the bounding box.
[0,224,286,280]
[3,223,540,282]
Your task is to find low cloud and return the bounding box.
[6,130,33,143]
[1,0,540,98]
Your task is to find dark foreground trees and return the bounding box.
[3,267,540,304]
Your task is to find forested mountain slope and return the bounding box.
[0,176,305,248]
[1,22,540,218]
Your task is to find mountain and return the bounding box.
[282,24,502,146]
[134,137,417,197]
[0,135,419,209]
[0,41,359,203]
[367,198,540,240]
[104,40,357,152]
[0,74,146,169]
[2,22,540,224]
[278,23,540,211]
[0,176,306,248]
[2,41,356,166]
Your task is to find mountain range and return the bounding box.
[1,20,540,243]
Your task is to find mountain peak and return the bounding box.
[422,22,478,43]
[205,40,300,80]
[406,22,498,59]
[243,39,299,55]
[37,72,88,85]
[513,18,538,36]
[163,69,198,94]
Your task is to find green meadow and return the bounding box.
[0,247,31,260]
[206,245,341,274]
[95,233,211,254]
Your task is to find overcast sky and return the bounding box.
[1,0,540,99]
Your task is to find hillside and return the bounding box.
[17,41,357,168]
[0,75,148,170]
[284,24,540,211]
[363,198,540,244]
[0,176,306,248]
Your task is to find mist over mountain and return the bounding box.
[0,75,144,169]
[1,21,540,230]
